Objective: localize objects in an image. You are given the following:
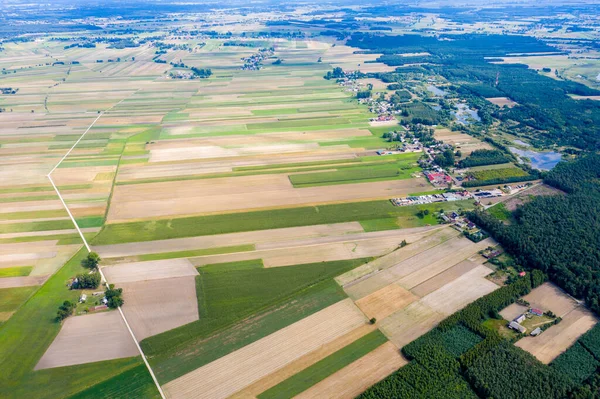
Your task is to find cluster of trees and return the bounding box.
[323,67,344,80]
[434,148,456,168]
[73,272,101,289]
[81,252,100,269]
[468,155,600,314]
[356,90,371,99]
[458,149,511,168]
[105,285,124,309]
[190,67,212,78]
[56,300,76,321]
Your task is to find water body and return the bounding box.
[426,85,447,97]
[509,147,562,170]
[453,103,481,125]
[513,139,530,147]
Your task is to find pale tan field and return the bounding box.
[336,226,458,287]
[434,128,492,156]
[486,97,518,107]
[95,222,365,259]
[107,174,427,221]
[322,43,395,73]
[419,265,498,315]
[35,311,138,370]
[0,275,47,289]
[516,307,598,364]
[230,324,377,399]
[119,276,199,341]
[411,260,480,297]
[571,95,600,100]
[294,342,407,399]
[356,283,419,321]
[101,258,198,283]
[117,152,359,182]
[344,234,484,300]
[380,301,445,349]
[162,299,366,399]
[501,282,578,319]
[396,238,495,290]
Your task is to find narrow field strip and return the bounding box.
[46,99,166,399]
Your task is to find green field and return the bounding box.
[0,266,33,278]
[289,161,420,187]
[92,200,473,245]
[258,330,388,399]
[145,279,354,383]
[66,364,161,399]
[133,244,255,262]
[469,167,528,181]
[0,286,38,313]
[487,203,513,222]
[142,258,372,383]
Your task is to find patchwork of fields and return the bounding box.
[2,23,586,399]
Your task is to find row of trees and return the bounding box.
[458,149,511,168]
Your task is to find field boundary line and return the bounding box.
[47,100,167,399]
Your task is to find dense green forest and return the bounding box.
[348,33,600,149]
[468,155,600,314]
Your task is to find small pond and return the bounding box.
[426,85,447,97]
[509,147,562,170]
[453,103,481,125]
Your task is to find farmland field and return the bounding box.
[2,3,599,398]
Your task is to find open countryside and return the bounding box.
[1,1,600,399]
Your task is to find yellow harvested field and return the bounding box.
[35,311,139,370]
[419,265,498,315]
[101,258,198,283]
[411,260,480,297]
[486,97,518,107]
[294,342,408,399]
[108,174,426,221]
[119,276,199,341]
[231,324,376,399]
[516,307,598,364]
[336,226,458,287]
[380,301,445,349]
[162,299,367,399]
[356,283,419,321]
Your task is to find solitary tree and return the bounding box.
[81,252,101,269]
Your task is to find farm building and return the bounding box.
[425,171,452,185]
[530,327,542,336]
[509,321,527,334]
[531,308,544,316]
[514,314,527,324]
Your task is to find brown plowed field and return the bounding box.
[35,311,138,370]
